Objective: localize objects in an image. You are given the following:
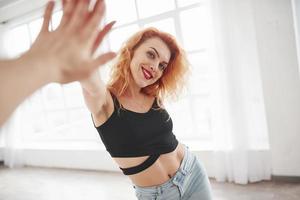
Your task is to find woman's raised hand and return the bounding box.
[23,0,116,84]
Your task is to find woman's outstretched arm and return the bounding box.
[0,0,115,126]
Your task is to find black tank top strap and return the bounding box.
[151,97,157,107]
[109,90,121,109]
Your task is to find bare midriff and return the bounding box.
[112,143,185,187]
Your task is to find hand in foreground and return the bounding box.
[22,0,116,84]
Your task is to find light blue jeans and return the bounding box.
[133,146,213,200]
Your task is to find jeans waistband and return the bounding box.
[133,145,196,196]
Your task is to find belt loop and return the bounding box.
[172,178,184,197]
[157,186,163,195]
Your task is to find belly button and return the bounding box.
[168,174,172,178]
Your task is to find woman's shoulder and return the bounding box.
[92,87,116,127]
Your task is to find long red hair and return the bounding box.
[108,27,189,103]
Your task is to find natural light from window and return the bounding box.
[3,0,214,149]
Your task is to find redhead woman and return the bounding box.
[80,27,213,200]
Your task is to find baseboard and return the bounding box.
[272,175,300,183]
[0,146,3,165]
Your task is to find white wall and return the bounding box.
[253,0,300,176]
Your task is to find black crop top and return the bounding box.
[93,93,178,158]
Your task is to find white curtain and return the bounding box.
[0,25,25,168]
[1,110,25,168]
[209,0,271,184]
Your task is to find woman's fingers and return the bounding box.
[90,52,116,70]
[59,0,78,29]
[91,21,116,53]
[41,1,55,33]
[83,0,105,38]
[67,0,90,31]
[62,0,67,7]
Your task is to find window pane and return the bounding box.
[166,98,194,139]
[180,6,212,50]
[28,90,44,112]
[31,111,47,133]
[188,74,211,96]
[188,53,211,95]
[5,24,30,56]
[27,115,98,141]
[68,108,90,122]
[0,128,5,146]
[28,18,43,43]
[25,90,48,134]
[106,0,137,25]
[109,25,139,51]
[188,52,211,73]
[51,11,63,30]
[63,82,85,108]
[46,110,67,128]
[42,83,65,110]
[51,119,98,140]
[193,97,212,139]
[177,0,203,7]
[101,60,114,83]
[93,34,110,56]
[144,18,177,37]
[137,0,175,18]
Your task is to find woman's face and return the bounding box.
[130,37,171,88]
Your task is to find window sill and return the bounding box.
[21,140,105,151]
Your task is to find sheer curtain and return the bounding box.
[209,0,271,184]
[0,25,25,168]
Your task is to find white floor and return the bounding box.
[0,166,135,200]
[0,166,300,200]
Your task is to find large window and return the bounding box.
[3,0,214,147]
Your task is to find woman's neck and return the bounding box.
[124,88,144,99]
[125,80,143,99]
